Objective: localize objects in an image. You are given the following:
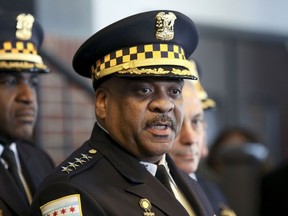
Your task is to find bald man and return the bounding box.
[169,80,236,216]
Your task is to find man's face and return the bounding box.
[169,81,205,174]
[0,73,38,142]
[95,77,184,163]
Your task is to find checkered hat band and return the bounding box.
[95,44,186,72]
[0,41,37,55]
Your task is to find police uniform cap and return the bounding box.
[189,59,216,110]
[0,12,49,73]
[72,10,199,89]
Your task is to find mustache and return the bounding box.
[146,114,176,131]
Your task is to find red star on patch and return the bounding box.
[69,206,75,212]
[60,208,66,214]
[53,211,58,216]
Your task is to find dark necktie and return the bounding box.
[2,146,28,200]
[155,164,174,194]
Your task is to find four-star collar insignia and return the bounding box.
[61,149,97,174]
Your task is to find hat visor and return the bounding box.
[0,60,50,73]
[93,65,197,90]
[113,65,197,80]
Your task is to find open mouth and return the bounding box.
[149,124,172,136]
[149,122,172,136]
[146,115,176,137]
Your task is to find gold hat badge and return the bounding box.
[155,12,177,41]
[16,13,35,40]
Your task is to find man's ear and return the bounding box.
[95,88,108,120]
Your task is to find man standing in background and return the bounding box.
[0,12,54,215]
[169,60,236,216]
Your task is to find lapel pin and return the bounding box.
[139,198,155,216]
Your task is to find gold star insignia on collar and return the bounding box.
[61,149,97,174]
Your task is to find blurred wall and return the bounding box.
[37,0,288,38]
[193,26,288,165]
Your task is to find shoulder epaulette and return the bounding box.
[61,148,98,174]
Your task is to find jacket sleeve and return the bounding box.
[30,182,107,216]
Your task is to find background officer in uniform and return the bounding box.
[169,60,236,216]
[0,12,54,216]
[30,10,215,216]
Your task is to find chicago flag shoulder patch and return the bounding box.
[40,194,83,216]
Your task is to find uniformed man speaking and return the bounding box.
[30,10,215,216]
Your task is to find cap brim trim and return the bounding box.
[117,67,197,79]
[0,53,44,64]
[0,61,49,73]
[93,58,196,80]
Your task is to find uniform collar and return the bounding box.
[96,121,109,134]
[189,173,197,181]
[140,154,169,176]
[90,123,148,183]
[140,161,157,176]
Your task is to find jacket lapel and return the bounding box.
[126,174,190,215]
[18,148,37,195]
[90,124,191,215]
[0,162,29,215]
[90,124,214,216]
[167,155,214,216]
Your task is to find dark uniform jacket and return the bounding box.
[30,123,215,216]
[197,174,235,216]
[0,140,55,216]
